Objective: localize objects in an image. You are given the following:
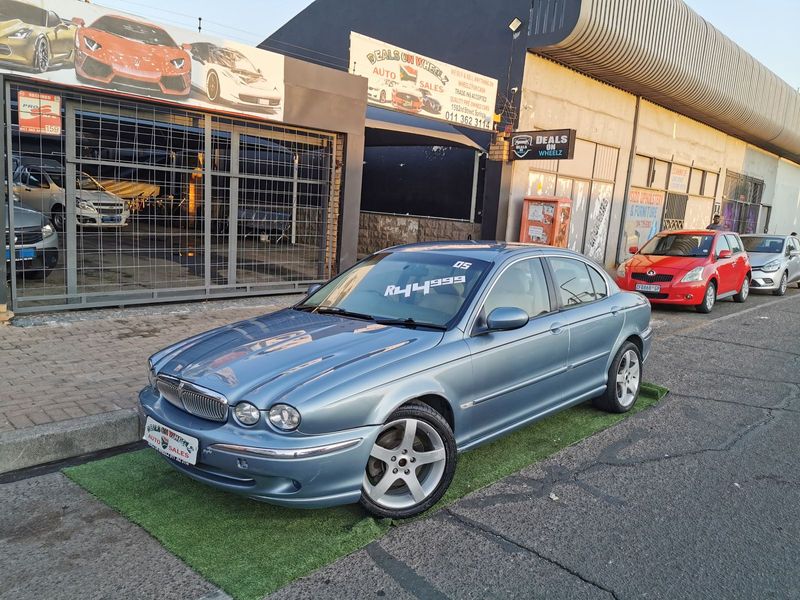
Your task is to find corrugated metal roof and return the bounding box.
[528,0,800,163]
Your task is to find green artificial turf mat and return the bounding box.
[65,383,668,600]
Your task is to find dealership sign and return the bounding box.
[18,91,62,136]
[511,129,577,160]
[349,32,498,131]
[0,0,284,122]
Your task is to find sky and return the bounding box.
[93,0,800,89]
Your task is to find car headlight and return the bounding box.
[761,259,781,273]
[616,263,627,278]
[41,223,55,238]
[77,200,93,210]
[234,402,260,426]
[84,37,101,52]
[680,266,705,282]
[147,359,157,390]
[268,403,301,431]
[9,28,32,40]
[171,58,185,69]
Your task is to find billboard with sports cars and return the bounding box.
[349,31,498,131]
[0,0,284,121]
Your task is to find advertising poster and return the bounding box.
[620,188,665,261]
[349,32,498,131]
[0,0,285,121]
[18,90,61,135]
[584,182,613,262]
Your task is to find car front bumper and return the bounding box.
[749,269,782,290]
[618,278,707,306]
[138,386,380,508]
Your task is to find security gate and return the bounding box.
[5,81,340,312]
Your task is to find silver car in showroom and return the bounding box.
[4,202,59,278]
[741,234,800,295]
[140,242,652,518]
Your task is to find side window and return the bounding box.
[715,235,730,256]
[550,257,596,307]
[587,264,608,300]
[726,235,742,254]
[483,258,551,319]
[47,11,60,28]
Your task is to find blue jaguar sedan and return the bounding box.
[139,242,652,518]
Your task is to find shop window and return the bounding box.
[556,177,573,198]
[568,179,591,252]
[668,164,690,193]
[631,155,651,188]
[558,138,595,179]
[652,160,669,189]
[528,171,556,196]
[689,168,704,196]
[593,144,618,182]
[584,181,613,261]
[703,172,718,197]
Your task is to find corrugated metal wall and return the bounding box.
[528,0,800,163]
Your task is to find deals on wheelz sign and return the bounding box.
[349,32,499,131]
[511,129,577,160]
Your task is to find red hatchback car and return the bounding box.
[616,229,751,313]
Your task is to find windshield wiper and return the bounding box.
[374,317,447,331]
[293,305,374,321]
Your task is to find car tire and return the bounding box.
[380,90,386,103]
[206,71,220,102]
[696,281,716,313]
[592,341,642,414]
[33,37,50,73]
[773,272,788,296]
[733,275,750,302]
[360,401,456,519]
[51,205,65,232]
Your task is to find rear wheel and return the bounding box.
[360,402,456,519]
[733,275,750,302]
[51,205,65,232]
[773,272,788,296]
[206,71,220,102]
[33,37,50,73]
[593,342,642,413]
[697,281,716,313]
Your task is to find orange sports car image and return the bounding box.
[74,14,191,97]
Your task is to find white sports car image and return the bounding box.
[188,42,281,110]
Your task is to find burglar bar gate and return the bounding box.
[5,81,340,312]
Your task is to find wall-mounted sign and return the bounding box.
[0,0,284,122]
[511,129,577,160]
[349,32,498,131]
[18,91,62,136]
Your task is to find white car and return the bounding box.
[13,159,130,230]
[367,79,395,103]
[188,42,281,110]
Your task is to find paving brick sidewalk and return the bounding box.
[0,295,300,435]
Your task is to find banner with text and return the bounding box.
[349,32,498,131]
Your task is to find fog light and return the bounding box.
[269,403,301,431]
[234,402,260,426]
[685,294,693,300]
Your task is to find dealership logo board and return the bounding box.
[0,0,284,122]
[511,129,577,160]
[349,32,499,131]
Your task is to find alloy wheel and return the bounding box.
[207,72,219,101]
[706,284,715,310]
[780,273,787,295]
[615,349,640,408]
[363,418,447,510]
[740,278,749,300]
[34,38,50,73]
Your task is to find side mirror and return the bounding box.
[628,245,639,255]
[71,17,85,27]
[306,283,322,296]
[717,249,732,260]
[486,307,529,333]
[182,43,192,52]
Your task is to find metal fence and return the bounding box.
[4,80,340,312]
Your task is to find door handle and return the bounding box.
[611,306,621,315]
[549,322,564,335]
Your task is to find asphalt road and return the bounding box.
[1,288,799,599]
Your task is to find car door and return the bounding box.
[725,234,748,290]
[46,11,74,61]
[713,234,736,294]
[787,238,800,283]
[547,256,624,402]
[15,167,52,214]
[463,257,569,445]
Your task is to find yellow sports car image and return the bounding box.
[0,0,78,72]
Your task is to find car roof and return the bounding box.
[659,229,735,236]
[379,240,587,262]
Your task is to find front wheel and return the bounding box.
[696,281,716,313]
[360,402,456,519]
[773,272,788,296]
[733,275,750,302]
[51,205,65,232]
[593,341,642,413]
[33,37,50,73]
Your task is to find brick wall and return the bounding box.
[358,212,482,257]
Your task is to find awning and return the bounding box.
[365,106,487,152]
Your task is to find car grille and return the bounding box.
[5,227,43,246]
[96,205,124,215]
[0,45,11,56]
[161,75,188,92]
[632,272,673,283]
[82,56,113,79]
[156,375,228,422]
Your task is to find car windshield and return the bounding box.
[741,236,784,253]
[639,234,714,257]
[42,168,64,188]
[77,173,104,191]
[297,251,491,328]
[211,48,257,73]
[93,16,177,47]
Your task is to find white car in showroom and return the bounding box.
[188,42,281,110]
[13,158,129,230]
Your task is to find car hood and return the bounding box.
[747,252,783,268]
[5,204,45,231]
[77,189,125,205]
[83,29,189,68]
[626,254,706,272]
[155,309,444,407]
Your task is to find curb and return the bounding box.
[0,409,140,475]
